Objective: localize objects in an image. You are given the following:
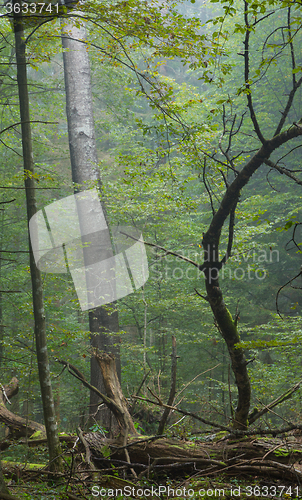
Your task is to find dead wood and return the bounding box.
[129,370,150,415]
[20,434,76,447]
[134,394,302,438]
[93,350,137,436]
[77,427,97,473]
[82,430,302,482]
[248,379,302,424]
[0,378,45,438]
[58,353,137,437]
[134,394,232,432]
[56,348,302,483]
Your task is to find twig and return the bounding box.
[249,379,302,424]
[0,120,58,136]
[119,231,199,268]
[133,395,232,432]
[175,364,221,404]
[264,158,302,186]
[137,458,159,480]
[194,289,209,301]
[130,370,151,415]
[122,424,137,478]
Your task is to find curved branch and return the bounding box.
[274,76,302,136]
[203,123,302,251]
[203,159,215,215]
[276,269,302,318]
[244,2,266,144]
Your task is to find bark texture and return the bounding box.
[13,10,62,471]
[93,351,137,436]
[61,18,120,428]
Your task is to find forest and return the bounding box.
[0,0,302,498]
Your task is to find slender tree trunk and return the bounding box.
[61,19,120,429]
[0,460,9,496]
[0,207,4,367]
[13,9,62,471]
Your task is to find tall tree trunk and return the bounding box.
[13,8,62,471]
[61,19,120,429]
[0,206,4,367]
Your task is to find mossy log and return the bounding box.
[83,432,302,480]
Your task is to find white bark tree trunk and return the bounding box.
[61,19,121,429]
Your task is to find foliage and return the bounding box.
[0,0,301,481]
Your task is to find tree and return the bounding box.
[12,5,63,471]
[97,0,302,429]
[197,0,302,428]
[61,17,120,428]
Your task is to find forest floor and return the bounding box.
[2,432,302,500]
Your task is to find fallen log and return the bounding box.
[56,349,302,484]
[83,431,302,482]
[0,378,45,438]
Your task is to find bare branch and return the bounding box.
[202,158,215,215]
[194,288,208,301]
[276,268,302,318]
[249,379,302,424]
[119,231,200,268]
[264,158,302,186]
[244,2,266,144]
[132,395,232,432]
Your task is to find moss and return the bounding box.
[2,460,46,470]
[213,431,228,442]
[183,441,198,448]
[274,448,302,457]
[29,431,45,440]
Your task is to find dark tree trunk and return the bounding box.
[61,19,120,429]
[13,9,62,471]
[90,308,120,428]
[201,127,302,429]
[204,275,251,429]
